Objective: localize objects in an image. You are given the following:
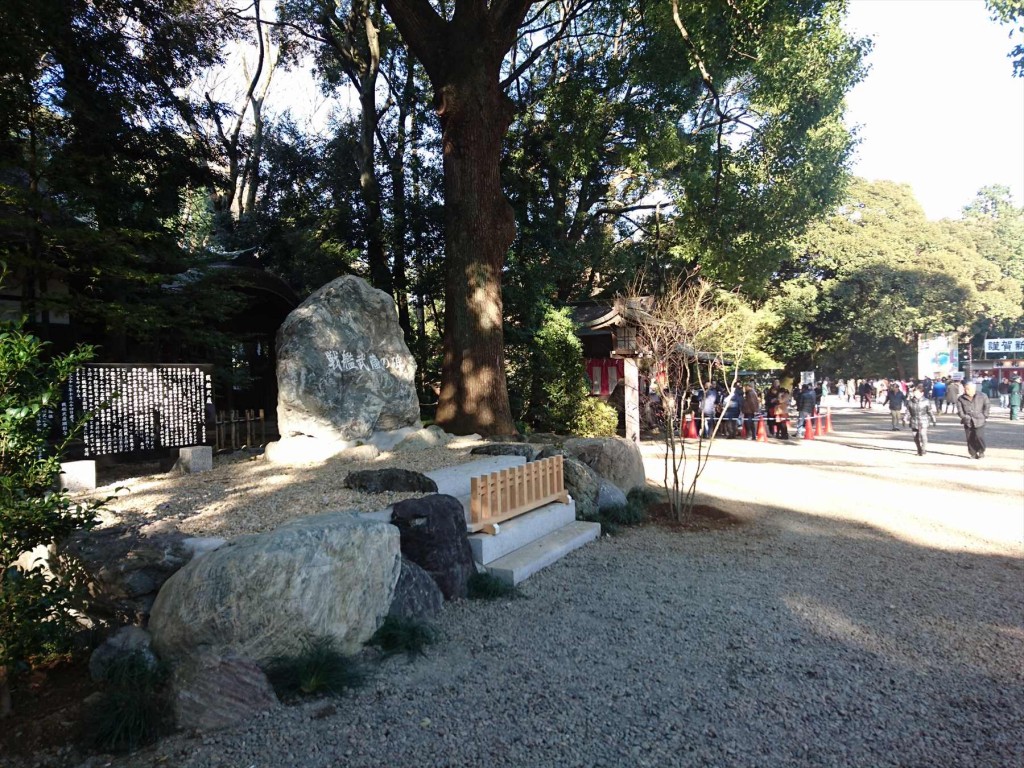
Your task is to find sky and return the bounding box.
[843,0,1024,220]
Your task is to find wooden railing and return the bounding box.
[468,455,570,534]
[214,409,266,451]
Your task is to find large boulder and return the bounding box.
[275,275,421,448]
[560,437,646,492]
[390,495,475,600]
[149,513,400,662]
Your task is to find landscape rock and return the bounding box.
[469,442,540,462]
[538,450,601,520]
[275,275,421,447]
[59,525,202,627]
[391,494,475,600]
[597,480,628,512]
[344,468,438,494]
[392,425,452,453]
[388,557,445,620]
[170,649,278,732]
[560,436,646,492]
[149,513,401,662]
[88,626,158,682]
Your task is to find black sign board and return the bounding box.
[60,364,214,457]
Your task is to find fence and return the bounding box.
[468,455,570,534]
[214,409,266,451]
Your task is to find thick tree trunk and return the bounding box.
[433,69,516,435]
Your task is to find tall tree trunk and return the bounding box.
[432,67,516,435]
[381,0,534,436]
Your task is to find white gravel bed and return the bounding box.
[112,509,1022,767]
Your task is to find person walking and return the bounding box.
[797,383,817,436]
[906,384,938,456]
[742,384,761,440]
[998,378,1010,408]
[1010,375,1021,421]
[945,378,961,414]
[774,387,791,439]
[699,386,718,438]
[883,384,906,430]
[957,380,991,459]
[722,384,742,438]
[764,380,781,437]
[932,377,947,412]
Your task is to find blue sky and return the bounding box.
[843,0,1024,220]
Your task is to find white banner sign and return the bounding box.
[984,338,1024,356]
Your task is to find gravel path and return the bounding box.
[108,402,1023,768]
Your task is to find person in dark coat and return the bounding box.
[1010,375,1021,421]
[883,385,906,430]
[906,384,938,456]
[797,383,817,436]
[957,380,991,459]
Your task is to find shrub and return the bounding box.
[591,487,659,536]
[84,651,168,753]
[265,634,365,700]
[467,572,521,600]
[1,317,106,717]
[574,396,618,437]
[367,616,436,660]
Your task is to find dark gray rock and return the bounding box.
[597,480,628,512]
[276,275,420,444]
[344,468,438,494]
[390,494,475,601]
[470,442,540,462]
[388,557,445,620]
[88,625,158,682]
[59,525,217,628]
[170,650,278,733]
[538,449,601,520]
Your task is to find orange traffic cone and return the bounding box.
[685,414,699,439]
[814,412,823,436]
[756,416,768,442]
[802,416,815,440]
[825,408,833,433]
[740,418,747,438]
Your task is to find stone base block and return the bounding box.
[174,446,213,473]
[60,460,96,492]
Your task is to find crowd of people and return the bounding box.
[638,372,1021,460]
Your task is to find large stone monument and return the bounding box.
[268,276,421,461]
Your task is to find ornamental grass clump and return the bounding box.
[84,651,169,754]
[265,634,365,700]
[367,616,436,660]
[467,572,521,600]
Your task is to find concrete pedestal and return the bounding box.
[60,460,97,492]
[174,445,213,474]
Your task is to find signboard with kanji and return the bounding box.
[984,338,1024,357]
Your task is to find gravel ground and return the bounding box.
[85,438,484,539]
[98,401,1023,768]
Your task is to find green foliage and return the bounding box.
[574,396,619,438]
[987,0,1024,77]
[265,634,365,700]
[467,572,521,601]
[527,307,616,436]
[84,652,169,754]
[588,486,657,536]
[366,616,436,661]
[0,317,105,699]
[762,179,1024,376]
